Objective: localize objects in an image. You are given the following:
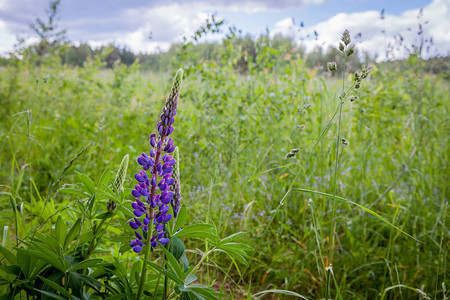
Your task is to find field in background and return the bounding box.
[0,44,449,299]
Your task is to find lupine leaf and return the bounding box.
[0,265,19,282]
[98,167,111,189]
[68,272,82,298]
[15,248,31,277]
[64,218,81,249]
[217,232,247,246]
[174,223,218,242]
[181,252,189,273]
[68,259,102,272]
[215,248,247,265]
[75,171,95,195]
[34,290,66,300]
[147,261,182,283]
[95,212,114,219]
[160,245,184,279]
[179,282,191,292]
[27,249,65,272]
[38,275,75,299]
[0,245,18,265]
[173,205,187,233]
[184,274,197,285]
[171,236,186,260]
[130,260,141,285]
[189,284,224,300]
[219,242,254,252]
[191,292,208,300]
[55,215,65,245]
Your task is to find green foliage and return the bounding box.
[0,27,448,300]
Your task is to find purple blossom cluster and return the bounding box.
[129,69,183,253]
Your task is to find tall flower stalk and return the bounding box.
[131,69,184,299]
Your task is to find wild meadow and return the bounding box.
[0,23,449,299]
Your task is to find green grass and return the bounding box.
[0,49,448,299]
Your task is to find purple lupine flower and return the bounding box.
[129,69,183,253]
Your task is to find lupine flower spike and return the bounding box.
[129,69,183,253]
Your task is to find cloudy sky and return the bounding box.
[0,0,449,60]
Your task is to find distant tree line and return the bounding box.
[0,0,448,78]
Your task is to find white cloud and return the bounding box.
[0,20,16,54]
[117,4,209,53]
[272,0,450,61]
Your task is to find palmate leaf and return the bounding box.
[0,245,18,265]
[189,283,226,300]
[98,167,111,189]
[37,275,76,300]
[214,248,248,265]
[213,232,253,265]
[174,223,218,243]
[218,242,254,252]
[173,205,187,233]
[64,218,81,250]
[216,232,247,246]
[15,248,32,277]
[160,245,184,279]
[55,215,65,245]
[75,171,96,196]
[181,252,189,273]
[171,236,186,260]
[34,290,66,300]
[177,276,225,300]
[59,187,90,198]
[68,258,102,272]
[184,274,197,286]
[147,261,182,283]
[0,265,19,282]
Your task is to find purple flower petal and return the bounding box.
[167,144,175,153]
[137,157,147,166]
[135,174,145,182]
[133,246,142,253]
[130,221,139,229]
[133,209,144,217]
[135,217,142,226]
[159,238,170,245]
[149,133,157,147]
